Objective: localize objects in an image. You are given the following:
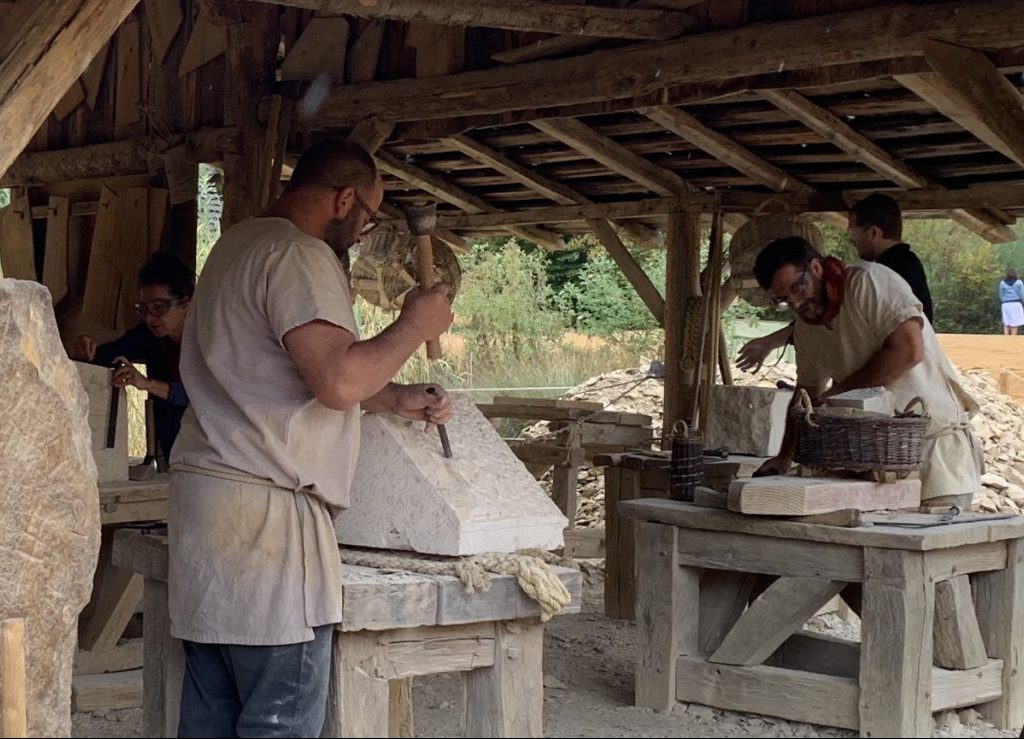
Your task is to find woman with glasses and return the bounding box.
[68,251,194,468]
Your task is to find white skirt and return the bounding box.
[1003,301,1024,327]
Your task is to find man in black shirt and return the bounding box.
[69,252,193,468]
[737,193,934,372]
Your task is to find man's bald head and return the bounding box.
[288,139,379,194]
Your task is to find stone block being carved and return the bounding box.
[337,394,568,555]
[0,280,100,736]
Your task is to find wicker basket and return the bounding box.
[793,393,930,472]
[669,421,703,501]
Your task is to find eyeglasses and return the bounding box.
[770,267,811,308]
[352,190,381,236]
[134,298,187,318]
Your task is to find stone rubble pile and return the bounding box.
[534,362,1024,526]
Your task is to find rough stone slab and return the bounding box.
[705,385,792,457]
[827,386,895,415]
[74,361,128,483]
[0,280,101,736]
[729,475,921,516]
[337,394,568,555]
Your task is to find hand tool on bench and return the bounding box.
[106,359,127,448]
[403,202,453,458]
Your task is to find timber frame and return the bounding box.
[2,0,1024,434]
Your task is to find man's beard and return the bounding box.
[323,211,361,258]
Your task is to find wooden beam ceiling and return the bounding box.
[0,0,142,181]
[258,0,695,40]
[443,133,661,247]
[375,150,565,250]
[759,89,1016,243]
[898,40,1024,170]
[311,1,1024,126]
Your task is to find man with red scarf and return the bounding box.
[752,236,982,508]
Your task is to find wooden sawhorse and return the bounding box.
[111,531,581,737]
[621,499,1024,737]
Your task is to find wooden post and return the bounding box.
[663,212,701,440]
[388,678,414,738]
[142,580,184,739]
[1,618,27,739]
[550,421,581,527]
[324,630,389,737]
[859,548,934,737]
[463,619,544,737]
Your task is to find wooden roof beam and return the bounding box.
[443,133,661,248]
[311,1,1024,126]
[0,0,142,181]
[375,150,565,250]
[258,0,695,40]
[759,89,1015,243]
[896,40,1024,169]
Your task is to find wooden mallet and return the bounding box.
[403,203,452,457]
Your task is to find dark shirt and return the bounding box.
[92,323,188,459]
[876,242,934,324]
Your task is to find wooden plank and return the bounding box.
[114,19,142,136]
[766,630,860,679]
[280,15,348,81]
[407,22,463,78]
[348,116,394,154]
[312,2,1024,125]
[1,619,26,738]
[339,565,438,631]
[508,440,583,467]
[933,574,988,670]
[603,466,622,617]
[620,498,1024,552]
[677,528,864,582]
[446,133,576,206]
[118,187,149,329]
[491,396,602,411]
[79,568,143,654]
[917,39,1024,169]
[42,196,69,303]
[634,522,696,711]
[675,656,860,730]
[178,15,227,77]
[589,219,664,326]
[111,531,169,582]
[477,403,595,422]
[562,526,605,559]
[145,0,184,65]
[931,660,1005,713]
[345,18,386,83]
[380,633,496,679]
[431,567,581,626]
[533,118,689,197]
[81,187,122,330]
[698,570,757,653]
[0,195,36,280]
[53,79,86,121]
[259,0,695,40]
[694,485,729,509]
[973,538,1024,729]
[710,577,845,666]
[75,638,143,675]
[492,36,599,65]
[551,422,581,525]
[81,40,110,111]
[859,548,933,737]
[728,475,921,516]
[463,620,544,737]
[613,467,642,619]
[72,669,143,712]
[325,630,389,738]
[388,679,413,738]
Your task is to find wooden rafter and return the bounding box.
[0,0,142,181]
[759,89,1016,243]
[898,40,1024,169]
[444,133,660,247]
[257,0,695,40]
[312,1,1024,126]
[375,150,565,250]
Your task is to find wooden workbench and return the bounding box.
[111,530,582,738]
[620,498,1024,737]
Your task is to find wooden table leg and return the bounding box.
[973,538,1024,729]
[388,678,414,738]
[634,521,698,711]
[859,548,934,738]
[142,579,184,739]
[323,631,389,738]
[462,619,543,737]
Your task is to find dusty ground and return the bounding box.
[72,566,1019,738]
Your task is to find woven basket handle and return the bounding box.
[899,396,927,417]
[795,388,819,428]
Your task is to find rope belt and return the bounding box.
[172,464,576,621]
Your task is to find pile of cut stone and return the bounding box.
[534,362,1024,526]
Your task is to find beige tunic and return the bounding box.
[794,262,982,501]
[169,217,360,645]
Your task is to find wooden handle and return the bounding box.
[2,618,27,739]
[415,234,443,360]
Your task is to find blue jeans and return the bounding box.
[177,626,333,738]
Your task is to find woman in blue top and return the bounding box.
[999,269,1024,335]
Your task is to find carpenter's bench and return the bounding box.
[111,530,581,737]
[620,499,1024,737]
